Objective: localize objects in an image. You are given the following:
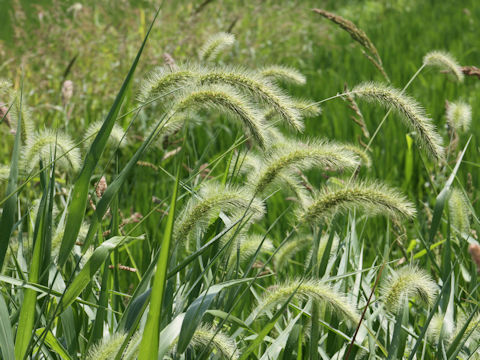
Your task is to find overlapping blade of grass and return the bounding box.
[82,112,167,249]
[57,235,140,313]
[0,294,14,360]
[56,6,161,267]
[14,161,54,359]
[0,95,21,271]
[177,277,255,354]
[386,297,409,359]
[239,286,300,360]
[35,328,72,360]
[138,166,180,360]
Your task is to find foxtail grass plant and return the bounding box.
[423,50,464,82]
[352,82,444,160]
[1,9,479,360]
[446,100,472,132]
[256,279,360,325]
[199,32,235,62]
[297,181,416,224]
[381,265,437,313]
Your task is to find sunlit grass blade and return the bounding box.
[57,236,140,313]
[177,278,255,354]
[14,164,53,359]
[0,294,14,360]
[0,92,22,271]
[138,166,180,360]
[56,7,161,267]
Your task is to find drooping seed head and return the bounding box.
[341,144,371,168]
[448,188,470,234]
[83,120,126,148]
[189,326,239,360]
[446,101,472,132]
[427,312,455,344]
[259,65,306,85]
[138,64,197,102]
[22,129,81,173]
[275,236,312,270]
[174,182,265,242]
[86,333,126,360]
[173,84,268,148]
[312,8,386,78]
[197,66,304,131]
[199,32,235,62]
[381,265,437,313]
[251,138,360,194]
[256,279,360,325]
[353,82,444,161]
[293,98,322,118]
[451,313,480,346]
[297,180,416,224]
[228,233,274,266]
[423,50,464,82]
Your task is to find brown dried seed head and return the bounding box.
[468,243,480,273]
[62,80,74,105]
[96,176,107,198]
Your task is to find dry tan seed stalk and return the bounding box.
[313,8,387,80]
[344,83,369,138]
[468,243,480,273]
[461,65,480,79]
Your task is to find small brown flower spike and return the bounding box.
[468,243,480,273]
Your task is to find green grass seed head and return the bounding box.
[451,313,480,346]
[174,182,265,242]
[23,129,81,173]
[446,100,472,132]
[297,180,416,224]
[353,82,444,161]
[189,326,239,360]
[341,144,371,168]
[275,236,312,270]
[173,84,268,148]
[138,64,197,102]
[293,98,322,118]
[251,139,360,194]
[256,279,360,325]
[83,120,126,148]
[423,50,464,82]
[381,265,437,313]
[448,188,471,235]
[198,66,304,131]
[427,312,455,344]
[259,65,306,85]
[0,164,9,181]
[199,32,235,62]
[86,332,126,360]
[228,233,274,266]
[2,82,35,142]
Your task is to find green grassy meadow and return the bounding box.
[0,0,479,359]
